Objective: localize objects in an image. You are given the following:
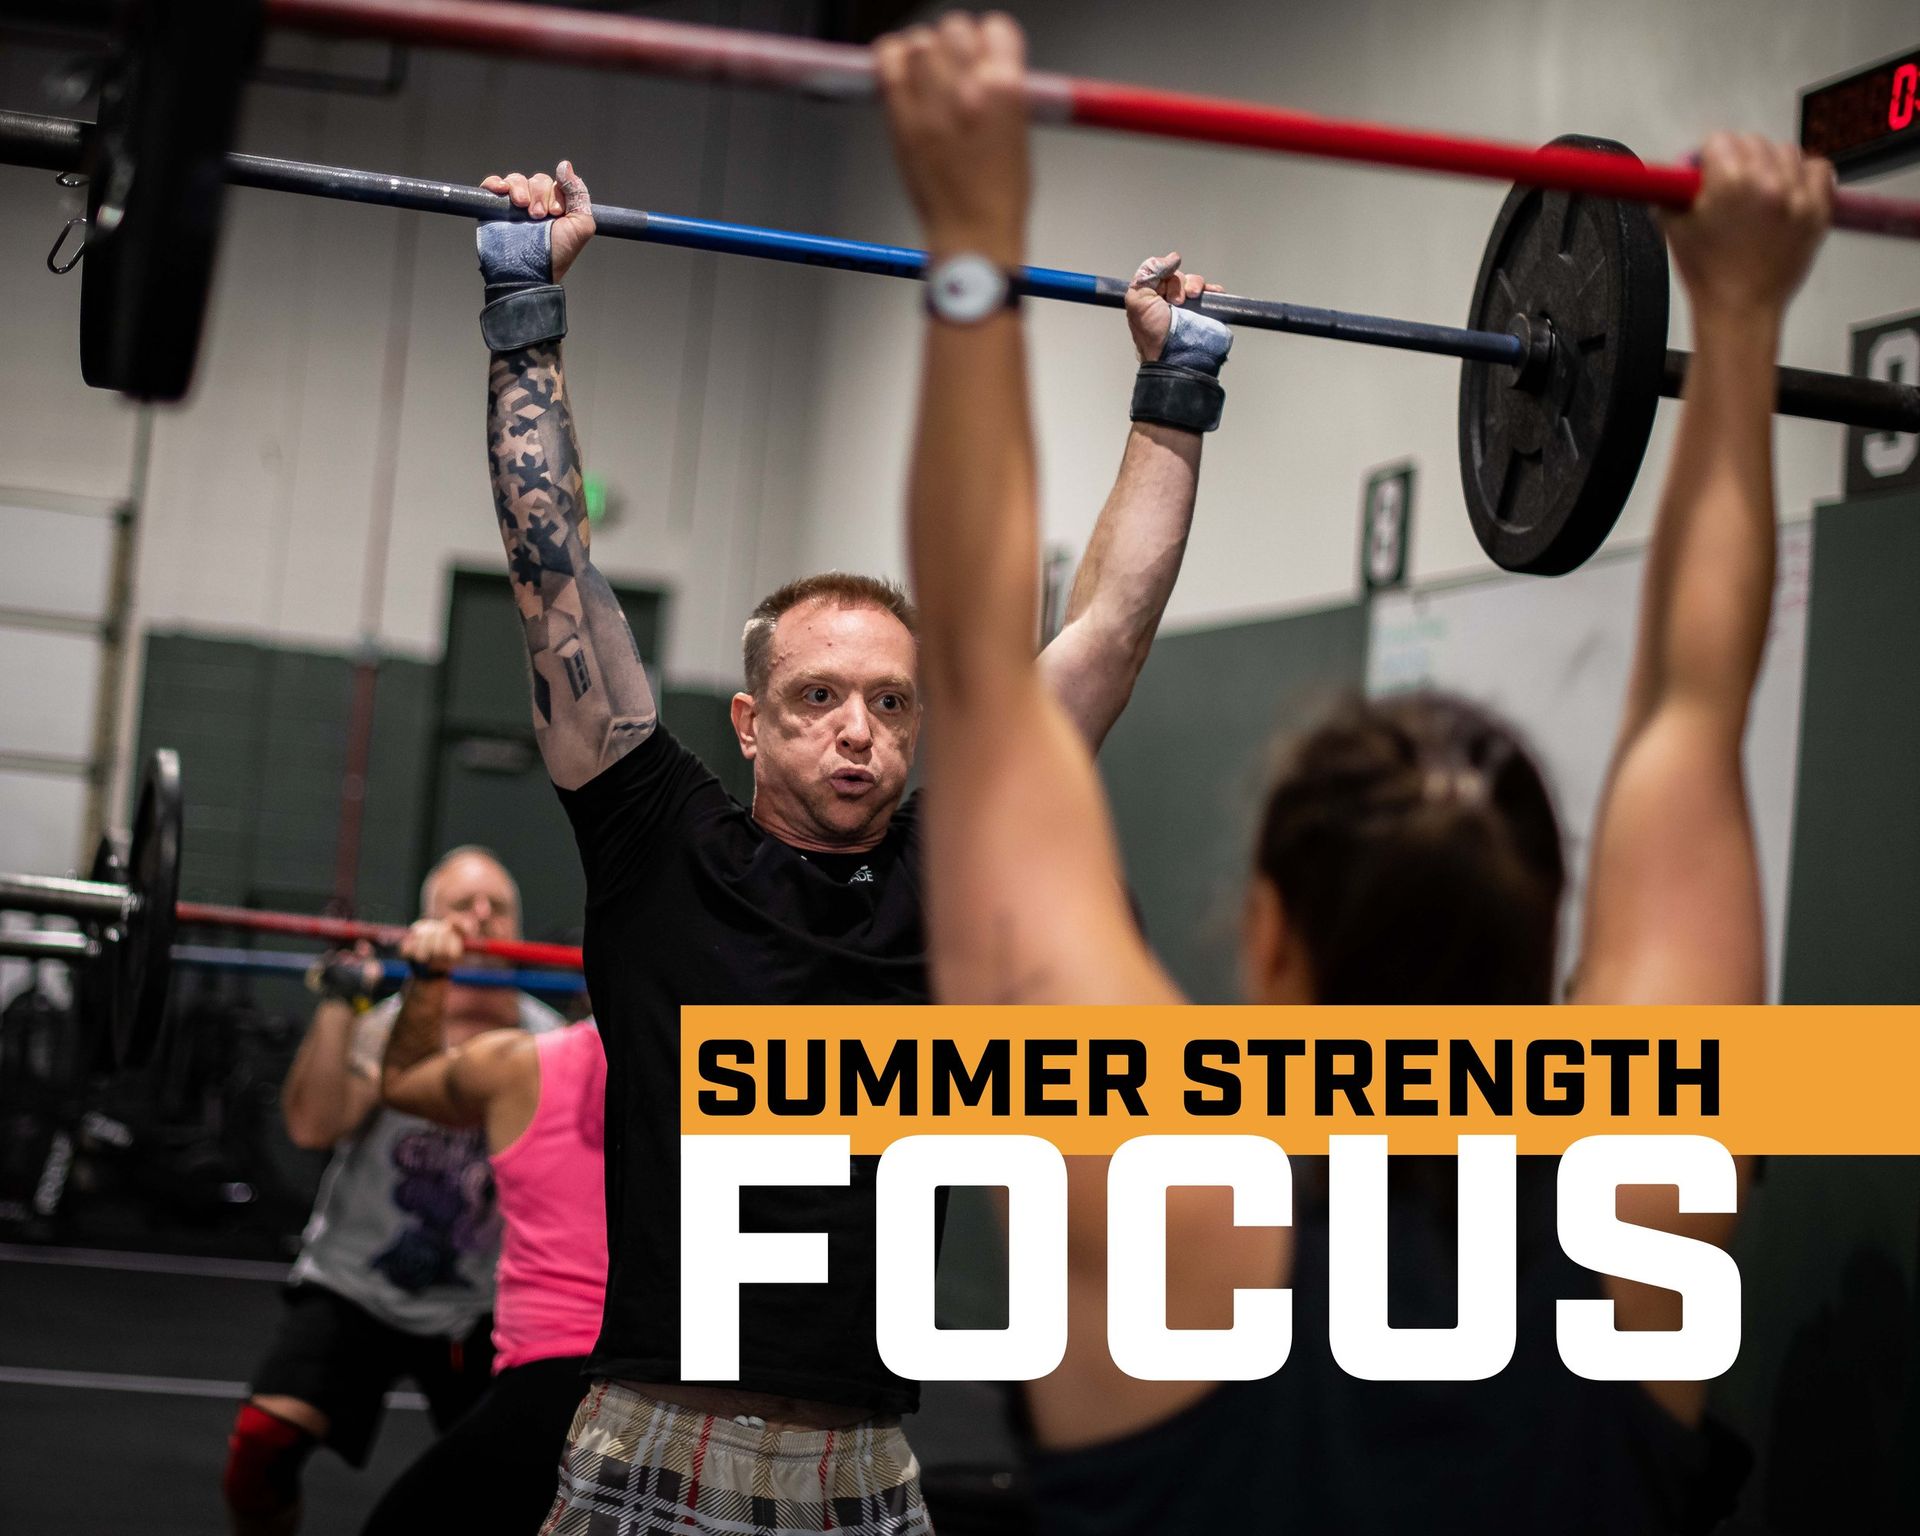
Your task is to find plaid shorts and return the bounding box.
[539,1381,935,1536]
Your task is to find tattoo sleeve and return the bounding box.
[487,343,658,790]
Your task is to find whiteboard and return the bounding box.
[1367,522,1811,1000]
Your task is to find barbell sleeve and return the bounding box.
[0,929,101,962]
[170,942,586,996]
[0,872,129,923]
[266,0,1920,240]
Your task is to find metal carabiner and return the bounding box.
[47,217,86,275]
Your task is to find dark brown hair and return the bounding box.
[740,573,919,698]
[1255,692,1564,1005]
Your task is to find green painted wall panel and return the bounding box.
[1098,602,1371,1001]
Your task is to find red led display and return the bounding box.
[1801,48,1920,176]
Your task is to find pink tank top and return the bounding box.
[489,1021,609,1371]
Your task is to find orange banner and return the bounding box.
[678,1005,1920,1155]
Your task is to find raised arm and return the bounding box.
[1574,138,1831,1423]
[378,920,535,1144]
[482,163,658,792]
[1577,137,1833,1008]
[280,949,382,1150]
[1037,257,1230,748]
[878,17,1176,1010]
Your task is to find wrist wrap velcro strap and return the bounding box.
[476,220,567,351]
[1131,362,1226,434]
[480,285,567,351]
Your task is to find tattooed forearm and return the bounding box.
[487,343,657,789]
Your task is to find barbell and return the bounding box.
[49,0,1920,404]
[10,105,1916,578]
[171,944,586,997]
[0,750,586,1077]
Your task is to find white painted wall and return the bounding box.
[787,0,1920,626]
[0,0,833,691]
[2,0,1917,876]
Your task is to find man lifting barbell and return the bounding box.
[879,11,1831,1532]
[224,847,564,1536]
[472,150,1231,1527]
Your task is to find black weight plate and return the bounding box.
[80,0,262,401]
[1458,136,1670,575]
[114,749,181,1070]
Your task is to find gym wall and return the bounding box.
[0,0,842,864]
[786,0,1920,621]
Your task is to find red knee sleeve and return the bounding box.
[224,1402,316,1519]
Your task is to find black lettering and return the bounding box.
[1589,1039,1649,1115]
[1526,1039,1584,1115]
[1090,1039,1148,1116]
[1385,1038,1438,1115]
[1315,1039,1374,1116]
[768,1037,826,1115]
[932,1038,1009,1116]
[1184,1039,1241,1116]
[840,1038,918,1116]
[1024,1038,1077,1116]
[1449,1038,1512,1115]
[1248,1039,1305,1114]
[696,1039,755,1115]
[1658,1038,1720,1116]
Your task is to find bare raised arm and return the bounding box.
[482,163,657,792]
[878,17,1176,1011]
[1573,136,1831,1422]
[1577,136,1834,1010]
[377,920,537,1147]
[1037,255,1225,749]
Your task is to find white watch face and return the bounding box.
[928,254,1009,324]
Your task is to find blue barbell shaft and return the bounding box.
[220,148,1525,366]
[172,943,586,997]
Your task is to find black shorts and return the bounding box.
[249,1283,494,1467]
[359,1355,589,1536]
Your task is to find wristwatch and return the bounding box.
[925,253,1019,325]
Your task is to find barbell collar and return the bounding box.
[263,0,1920,239]
[0,928,102,962]
[0,872,130,923]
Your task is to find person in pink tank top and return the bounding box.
[360,917,608,1536]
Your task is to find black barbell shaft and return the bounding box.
[4,108,1917,431]
[1661,351,1920,435]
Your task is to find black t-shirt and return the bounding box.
[1027,1160,1735,1535]
[557,726,932,1413]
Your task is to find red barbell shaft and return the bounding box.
[270,0,1920,239]
[175,900,584,970]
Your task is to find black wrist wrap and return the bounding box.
[480,284,567,352]
[1130,361,1225,434]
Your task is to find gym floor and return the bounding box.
[0,1245,434,1534]
[0,1240,1019,1533]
